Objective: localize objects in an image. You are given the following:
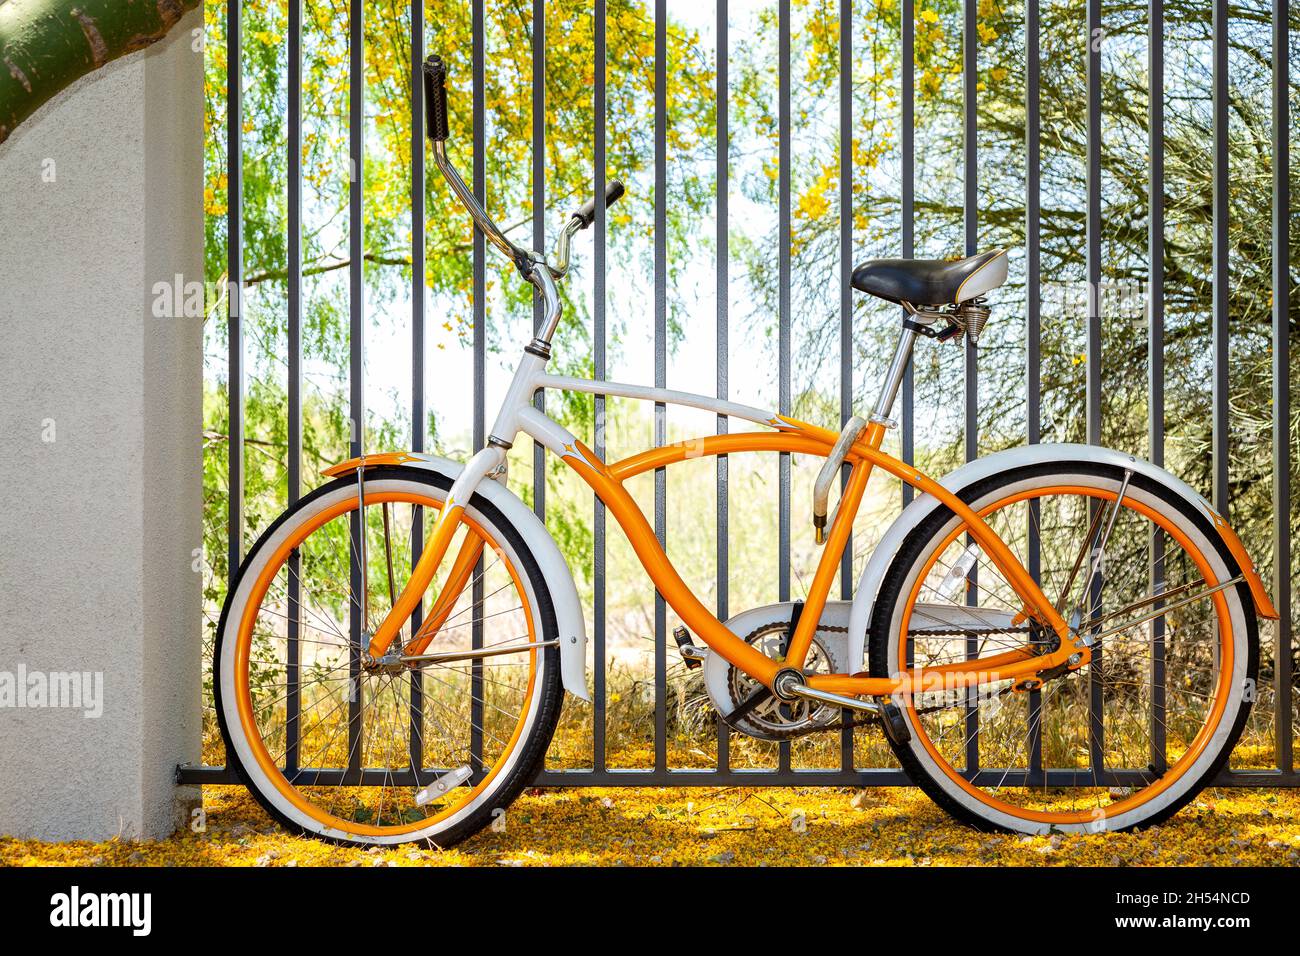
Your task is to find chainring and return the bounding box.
[724,621,843,741]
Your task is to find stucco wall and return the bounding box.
[0,10,204,840]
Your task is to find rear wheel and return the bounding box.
[214,467,563,846]
[868,462,1256,833]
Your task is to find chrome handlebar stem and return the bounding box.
[431,140,581,350]
[530,264,564,345]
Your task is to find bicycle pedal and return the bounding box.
[880,702,912,746]
[672,625,706,670]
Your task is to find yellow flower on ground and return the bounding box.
[2,786,1295,868]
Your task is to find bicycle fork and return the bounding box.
[362,443,505,663]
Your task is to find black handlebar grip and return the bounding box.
[574,178,626,228]
[423,55,450,143]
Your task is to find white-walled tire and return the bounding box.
[214,467,563,846]
[868,461,1257,834]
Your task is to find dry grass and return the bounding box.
[3,784,1298,868]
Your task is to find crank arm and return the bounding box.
[787,683,881,715]
[726,684,775,723]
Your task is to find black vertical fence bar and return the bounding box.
[531,0,546,521]
[1147,0,1167,773]
[777,0,792,773]
[900,0,914,508]
[1084,4,1101,449]
[594,0,608,773]
[1271,0,1292,775]
[653,0,668,773]
[226,0,244,588]
[346,0,365,781]
[408,0,426,776]
[1210,0,1228,518]
[1209,0,1228,695]
[716,0,731,774]
[1085,0,1103,774]
[285,0,303,776]
[1025,0,1042,780]
[838,0,854,771]
[962,0,979,773]
[471,0,487,772]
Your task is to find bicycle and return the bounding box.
[214,55,1279,846]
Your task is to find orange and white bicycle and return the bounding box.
[214,56,1278,846]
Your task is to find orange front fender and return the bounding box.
[321,452,424,478]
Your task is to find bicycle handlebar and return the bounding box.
[573,179,625,229]
[423,55,450,142]
[423,53,627,346]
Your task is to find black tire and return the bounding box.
[214,466,565,847]
[867,460,1257,833]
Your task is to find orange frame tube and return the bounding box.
[565,416,1078,697]
[356,415,1080,696]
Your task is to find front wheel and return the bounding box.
[214,467,563,846]
[869,461,1257,833]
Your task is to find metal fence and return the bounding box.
[178,0,1295,788]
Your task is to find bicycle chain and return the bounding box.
[724,622,1038,739]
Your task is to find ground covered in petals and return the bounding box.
[3,786,1298,867]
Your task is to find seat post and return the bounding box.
[869,318,920,427]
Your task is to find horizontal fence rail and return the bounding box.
[181,0,1296,790]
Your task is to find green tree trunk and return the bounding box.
[0,0,199,143]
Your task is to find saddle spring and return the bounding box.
[952,297,991,345]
